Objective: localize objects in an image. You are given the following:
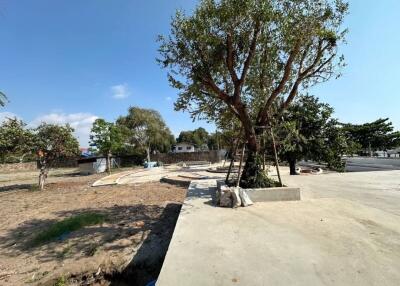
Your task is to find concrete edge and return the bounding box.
[160,176,192,187]
[216,180,301,202]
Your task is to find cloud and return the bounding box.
[166,96,172,101]
[0,112,19,123]
[30,112,99,147]
[111,83,130,99]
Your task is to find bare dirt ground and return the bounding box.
[0,168,187,286]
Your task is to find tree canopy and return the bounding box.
[159,0,348,187]
[0,117,34,163]
[177,127,209,149]
[342,118,400,154]
[117,107,175,161]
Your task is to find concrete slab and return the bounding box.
[246,187,301,202]
[281,170,400,216]
[157,172,400,286]
[92,164,226,186]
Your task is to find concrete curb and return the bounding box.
[160,176,192,187]
[216,180,300,202]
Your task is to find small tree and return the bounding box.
[34,123,80,190]
[159,0,348,187]
[117,107,175,162]
[0,117,34,163]
[90,119,127,173]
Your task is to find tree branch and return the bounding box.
[202,76,230,102]
[299,40,329,78]
[226,33,239,84]
[304,53,336,79]
[281,79,301,110]
[282,44,336,111]
[239,21,261,85]
[256,41,301,125]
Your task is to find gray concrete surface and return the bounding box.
[345,157,400,172]
[157,171,400,286]
[246,187,301,202]
[281,169,400,216]
[92,164,226,186]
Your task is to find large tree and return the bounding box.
[34,123,80,190]
[117,107,175,162]
[159,0,348,187]
[90,119,128,173]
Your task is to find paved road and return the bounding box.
[345,157,400,172]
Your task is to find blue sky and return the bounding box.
[0,0,399,146]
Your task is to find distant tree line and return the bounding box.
[1,99,399,189]
[342,118,400,156]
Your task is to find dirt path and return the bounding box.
[0,171,186,286]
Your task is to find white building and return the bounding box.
[174,142,196,153]
[388,148,400,158]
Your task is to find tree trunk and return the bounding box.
[38,163,48,191]
[146,146,151,163]
[239,129,282,188]
[239,148,263,188]
[289,159,297,175]
[270,128,283,186]
[106,152,112,174]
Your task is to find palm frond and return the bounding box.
[0,91,8,107]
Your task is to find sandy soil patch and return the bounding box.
[0,170,186,286]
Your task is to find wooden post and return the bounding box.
[226,136,241,184]
[262,135,266,171]
[270,127,283,187]
[236,144,246,187]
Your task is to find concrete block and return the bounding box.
[246,187,301,202]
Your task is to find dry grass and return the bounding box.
[0,170,187,286]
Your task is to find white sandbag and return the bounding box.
[219,187,233,207]
[231,187,242,208]
[239,188,254,207]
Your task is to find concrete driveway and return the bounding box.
[157,170,400,286]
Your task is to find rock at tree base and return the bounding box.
[231,187,242,208]
[216,182,253,208]
[219,186,233,208]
